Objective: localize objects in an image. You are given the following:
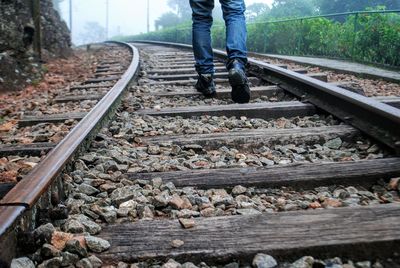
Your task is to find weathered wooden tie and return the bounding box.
[99,204,400,263]
[143,125,359,150]
[19,112,87,127]
[54,94,104,103]
[149,77,261,86]
[84,76,120,84]
[138,101,316,119]
[132,157,400,189]
[152,86,283,99]
[0,142,56,157]
[149,72,229,81]
[69,84,113,91]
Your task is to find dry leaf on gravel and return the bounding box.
[0,120,17,132]
[0,170,18,183]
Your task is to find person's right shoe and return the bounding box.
[195,73,216,98]
[228,60,251,104]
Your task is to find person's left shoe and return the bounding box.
[195,73,216,97]
[228,59,251,104]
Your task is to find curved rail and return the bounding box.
[0,42,140,235]
[134,40,400,153]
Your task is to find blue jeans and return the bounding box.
[190,0,248,74]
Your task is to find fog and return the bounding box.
[59,0,274,45]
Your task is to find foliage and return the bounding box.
[155,12,181,30]
[125,10,400,67]
[316,0,400,14]
[270,0,316,18]
[246,3,270,22]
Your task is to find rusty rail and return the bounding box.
[0,42,140,252]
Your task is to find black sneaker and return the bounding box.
[228,60,251,104]
[195,73,216,97]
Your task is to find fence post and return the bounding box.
[298,19,304,55]
[351,13,359,60]
[263,23,268,53]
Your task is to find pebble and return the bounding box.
[182,262,199,268]
[88,255,103,268]
[51,231,74,250]
[232,185,247,195]
[236,208,262,215]
[179,218,196,229]
[324,138,342,149]
[291,256,314,268]
[169,194,185,209]
[61,252,80,266]
[41,243,61,258]
[37,257,63,268]
[322,198,342,208]
[10,257,35,268]
[171,239,185,248]
[76,258,93,268]
[356,261,371,268]
[64,219,85,233]
[252,253,278,268]
[34,223,55,244]
[78,183,100,196]
[65,238,88,257]
[85,236,111,253]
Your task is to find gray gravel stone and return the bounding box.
[224,262,239,268]
[252,253,278,268]
[65,239,88,257]
[34,223,55,244]
[110,185,141,205]
[64,219,85,233]
[85,236,111,253]
[182,262,199,268]
[232,185,247,195]
[61,252,79,266]
[356,261,371,268]
[237,208,262,215]
[41,243,61,258]
[324,138,342,149]
[37,256,63,268]
[162,259,182,268]
[76,258,93,268]
[88,255,103,268]
[11,257,35,268]
[78,183,100,196]
[291,256,314,268]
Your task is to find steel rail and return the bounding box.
[0,42,140,209]
[134,40,400,153]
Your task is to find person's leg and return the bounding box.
[219,0,250,103]
[219,0,247,68]
[190,0,215,75]
[190,0,216,97]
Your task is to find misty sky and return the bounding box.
[60,0,274,44]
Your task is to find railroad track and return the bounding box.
[1,41,400,267]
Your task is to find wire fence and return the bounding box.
[130,10,400,67]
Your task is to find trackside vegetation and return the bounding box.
[121,10,400,67]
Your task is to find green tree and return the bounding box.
[246,3,270,22]
[155,12,181,30]
[270,0,316,18]
[316,0,400,14]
